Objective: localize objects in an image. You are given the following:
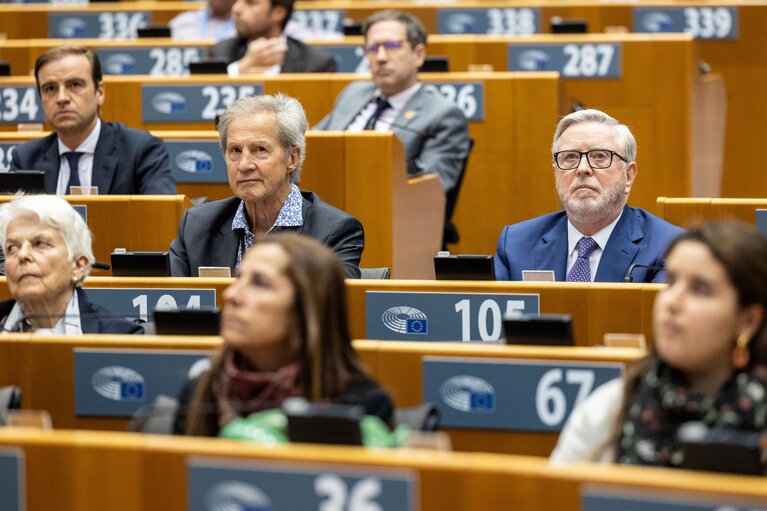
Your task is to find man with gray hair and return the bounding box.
[495,109,682,282]
[314,10,470,196]
[169,93,364,278]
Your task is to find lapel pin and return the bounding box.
[404,110,416,119]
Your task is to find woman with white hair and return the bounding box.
[0,195,143,334]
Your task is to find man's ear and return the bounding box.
[96,81,105,107]
[413,43,426,68]
[270,4,288,29]
[623,161,637,194]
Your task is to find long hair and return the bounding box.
[613,220,767,452]
[184,232,372,435]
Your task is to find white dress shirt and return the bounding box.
[3,290,83,335]
[346,82,422,132]
[56,118,101,195]
[565,209,623,281]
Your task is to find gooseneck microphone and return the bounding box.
[623,263,666,283]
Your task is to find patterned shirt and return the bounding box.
[231,184,304,267]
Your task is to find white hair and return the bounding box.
[552,109,637,163]
[0,195,95,283]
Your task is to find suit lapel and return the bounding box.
[282,39,305,73]
[42,140,60,194]
[337,85,377,130]
[76,288,100,334]
[534,218,568,281]
[595,206,642,282]
[392,85,427,136]
[217,200,244,271]
[90,122,117,194]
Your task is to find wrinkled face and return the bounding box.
[365,20,425,97]
[231,0,282,39]
[553,122,636,226]
[4,213,85,308]
[653,240,749,380]
[37,54,104,139]
[221,243,296,362]
[224,112,297,204]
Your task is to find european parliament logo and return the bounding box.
[382,306,428,335]
[439,375,495,413]
[152,91,187,115]
[176,150,214,173]
[205,481,272,511]
[517,49,551,71]
[57,17,87,38]
[640,12,674,32]
[91,366,145,401]
[445,13,478,34]
[104,54,137,75]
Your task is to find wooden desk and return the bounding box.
[0,333,640,456]
[656,197,767,227]
[0,195,189,276]
[0,132,444,278]
[0,428,766,511]
[0,71,561,254]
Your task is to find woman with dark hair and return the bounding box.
[551,221,767,465]
[174,232,392,436]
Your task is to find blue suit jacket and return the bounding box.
[494,206,683,283]
[10,121,175,195]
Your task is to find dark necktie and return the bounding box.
[363,97,392,131]
[63,151,83,191]
[566,236,599,282]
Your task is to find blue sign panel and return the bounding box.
[165,140,227,183]
[188,458,416,511]
[583,488,767,511]
[74,348,212,417]
[48,11,150,38]
[0,448,24,511]
[291,9,345,37]
[322,45,369,73]
[0,87,44,124]
[423,357,622,431]
[508,43,622,79]
[97,47,204,76]
[142,84,264,123]
[757,210,767,238]
[72,205,87,222]
[366,291,539,342]
[83,288,216,323]
[633,7,738,40]
[0,141,21,170]
[437,8,540,35]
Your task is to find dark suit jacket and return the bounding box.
[10,121,175,195]
[314,82,471,194]
[169,192,364,278]
[494,205,684,283]
[209,35,337,72]
[0,287,144,334]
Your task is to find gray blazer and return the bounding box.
[169,192,364,278]
[314,82,471,193]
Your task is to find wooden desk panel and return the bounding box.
[0,195,189,275]
[0,428,766,511]
[657,197,767,227]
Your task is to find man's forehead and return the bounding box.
[39,55,92,80]
[557,122,619,147]
[366,20,407,41]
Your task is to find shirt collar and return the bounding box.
[57,118,101,155]
[3,290,82,334]
[231,183,303,235]
[567,208,624,257]
[378,82,422,113]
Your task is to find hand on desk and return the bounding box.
[239,37,287,73]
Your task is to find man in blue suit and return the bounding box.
[495,109,682,283]
[10,46,175,195]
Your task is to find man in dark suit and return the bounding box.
[209,0,336,76]
[314,10,470,195]
[170,94,364,278]
[10,46,175,195]
[495,109,683,283]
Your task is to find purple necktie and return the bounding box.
[566,236,599,282]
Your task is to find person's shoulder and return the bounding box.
[301,191,357,221]
[102,121,157,142]
[184,196,241,221]
[417,84,464,114]
[627,206,684,237]
[502,210,568,237]
[13,132,56,154]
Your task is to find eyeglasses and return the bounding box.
[553,150,628,171]
[364,40,407,54]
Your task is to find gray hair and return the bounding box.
[217,94,307,183]
[0,195,95,283]
[552,109,637,163]
[363,10,427,48]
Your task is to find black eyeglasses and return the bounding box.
[364,40,407,54]
[553,150,628,171]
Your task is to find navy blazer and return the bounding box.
[169,192,364,278]
[10,121,175,195]
[494,205,684,283]
[209,36,337,72]
[0,288,144,334]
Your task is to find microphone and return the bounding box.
[623,263,665,283]
[92,261,110,271]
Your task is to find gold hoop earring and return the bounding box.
[732,333,751,370]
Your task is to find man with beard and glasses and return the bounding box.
[494,109,682,283]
